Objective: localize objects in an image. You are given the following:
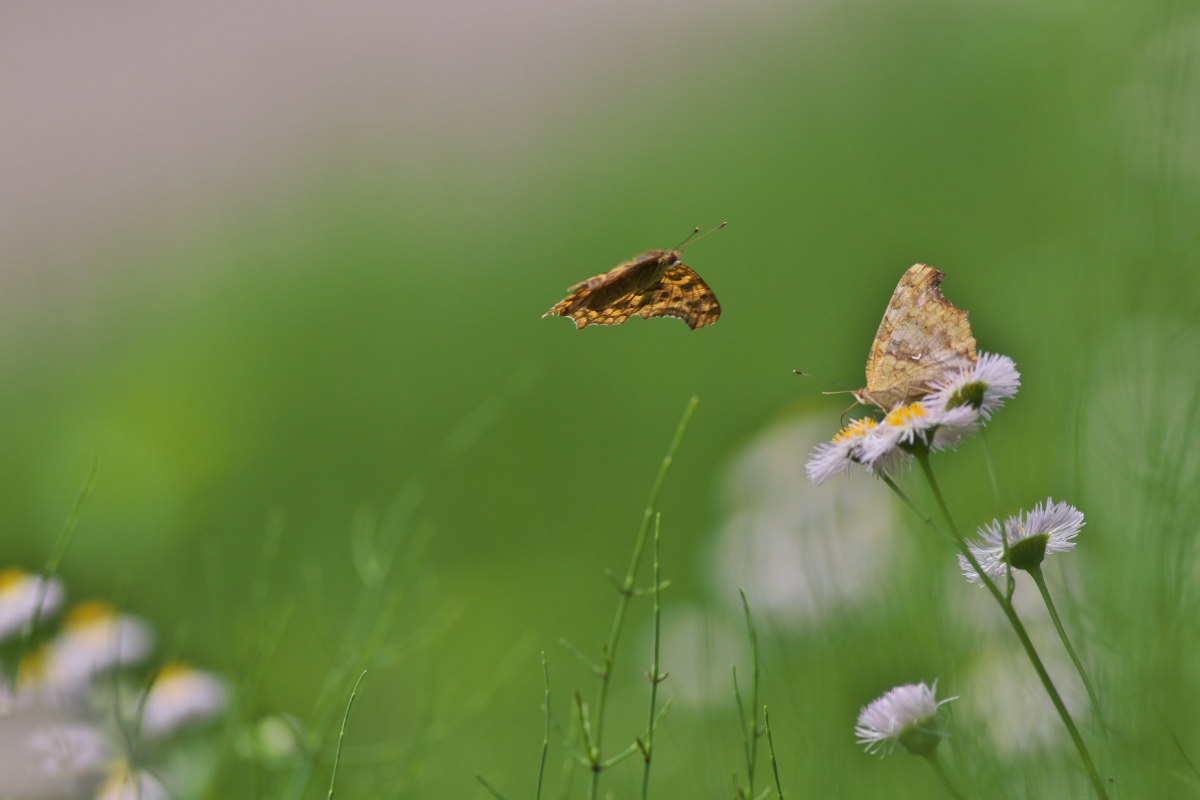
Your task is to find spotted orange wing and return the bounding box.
[543,253,719,330]
[856,263,977,410]
[624,264,721,330]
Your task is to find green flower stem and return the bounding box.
[913,451,1110,800]
[589,396,698,800]
[880,474,940,531]
[640,515,665,800]
[977,428,1004,513]
[764,706,785,800]
[537,653,550,800]
[922,752,965,800]
[1027,565,1106,729]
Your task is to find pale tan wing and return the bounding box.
[629,264,721,330]
[862,263,976,408]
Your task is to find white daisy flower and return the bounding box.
[0,569,65,641]
[140,662,228,737]
[26,601,154,694]
[712,417,897,626]
[922,401,983,452]
[859,401,978,465]
[959,498,1085,583]
[855,681,956,757]
[805,417,880,484]
[927,352,1021,420]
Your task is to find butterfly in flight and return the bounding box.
[852,263,977,410]
[542,224,724,330]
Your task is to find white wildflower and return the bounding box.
[855,681,956,757]
[0,569,64,641]
[960,498,1084,583]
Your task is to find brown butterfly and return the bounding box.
[852,263,977,410]
[542,224,724,330]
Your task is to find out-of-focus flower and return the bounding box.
[26,721,110,777]
[0,569,64,641]
[959,499,1085,583]
[94,761,170,800]
[140,663,228,737]
[649,605,746,710]
[855,681,955,757]
[3,581,233,799]
[0,711,110,797]
[961,642,1086,757]
[23,601,154,695]
[712,416,896,625]
[235,713,305,767]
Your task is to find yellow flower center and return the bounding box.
[883,402,927,427]
[65,600,118,627]
[833,417,878,443]
[0,568,28,592]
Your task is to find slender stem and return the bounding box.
[326,670,366,799]
[977,428,1003,513]
[880,474,948,539]
[914,451,1110,800]
[731,665,750,795]
[537,653,550,800]
[739,589,761,798]
[641,515,665,800]
[589,396,699,800]
[474,775,508,800]
[17,459,99,668]
[922,752,965,800]
[764,707,785,800]
[1028,566,1106,729]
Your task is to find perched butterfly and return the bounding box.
[542,225,724,330]
[852,263,977,410]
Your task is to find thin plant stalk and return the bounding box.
[922,753,966,800]
[736,589,762,799]
[587,395,698,800]
[475,775,508,800]
[1027,565,1106,729]
[326,670,367,799]
[16,459,99,668]
[763,706,784,800]
[538,652,551,800]
[640,514,666,800]
[977,428,1004,513]
[911,450,1110,800]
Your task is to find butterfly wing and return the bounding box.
[543,252,672,329]
[629,264,721,329]
[543,254,718,330]
[543,288,642,329]
[861,264,976,409]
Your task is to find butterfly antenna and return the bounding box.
[673,226,702,250]
[794,370,850,389]
[674,221,727,251]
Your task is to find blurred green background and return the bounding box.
[2,0,1198,796]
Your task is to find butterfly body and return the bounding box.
[853,263,977,410]
[544,248,720,330]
